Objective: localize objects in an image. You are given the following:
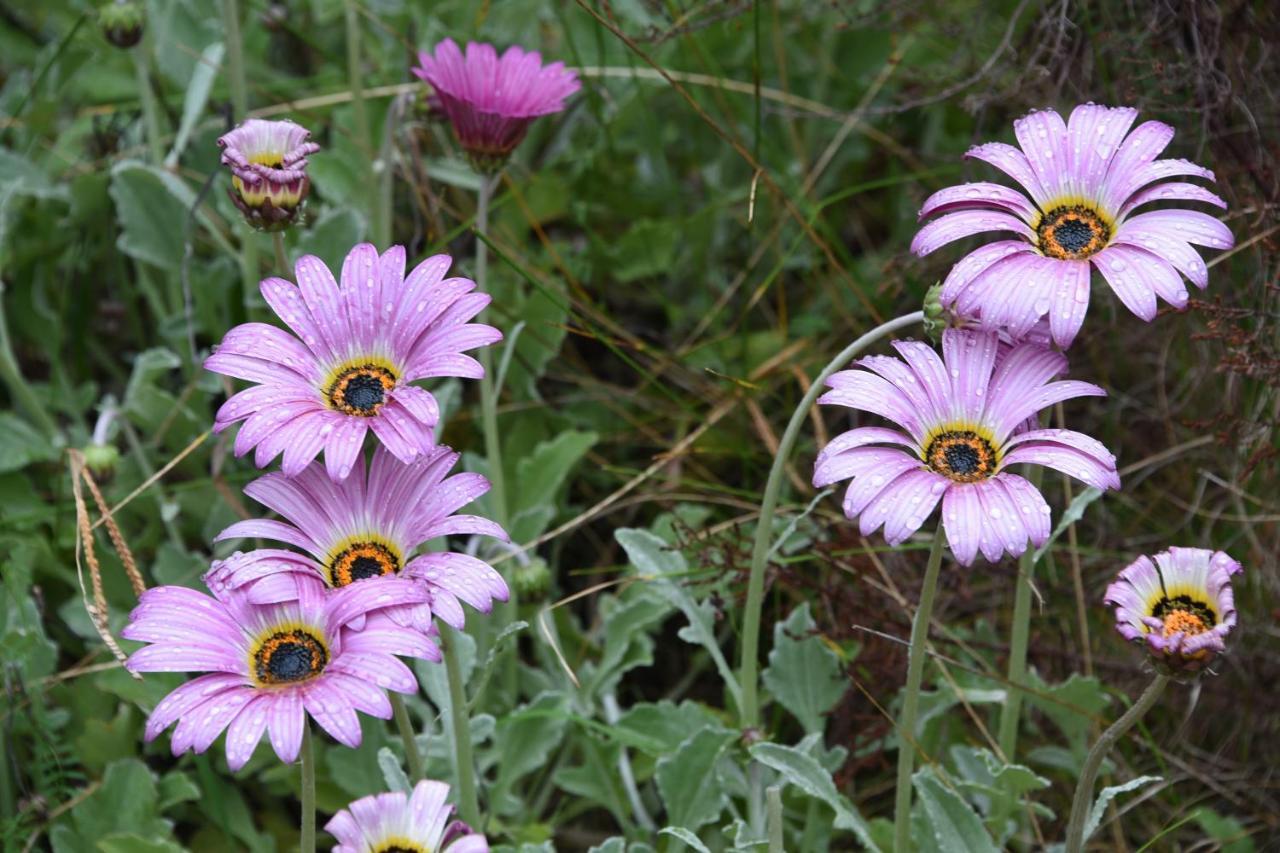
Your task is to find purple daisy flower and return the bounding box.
[207,446,510,631]
[412,38,580,174]
[205,243,502,481]
[217,118,320,231]
[326,780,488,853]
[813,329,1121,565]
[122,577,436,769]
[1104,547,1241,674]
[912,104,1234,347]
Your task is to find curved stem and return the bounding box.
[299,722,316,853]
[737,310,923,732]
[444,627,481,829]
[892,529,947,853]
[1064,674,1170,853]
[390,692,425,782]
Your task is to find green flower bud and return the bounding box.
[922,281,947,343]
[99,0,145,49]
[512,558,551,601]
[82,443,120,481]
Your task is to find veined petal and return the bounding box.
[910,210,1035,257]
[964,142,1051,207]
[918,182,1038,223]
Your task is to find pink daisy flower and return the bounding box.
[912,104,1234,347]
[326,780,487,853]
[217,118,320,231]
[122,577,436,769]
[1105,547,1241,674]
[207,446,510,631]
[205,243,502,481]
[412,38,580,173]
[813,329,1120,565]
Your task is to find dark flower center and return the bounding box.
[329,541,401,587]
[1152,594,1216,631]
[252,629,328,685]
[327,365,396,416]
[924,431,997,483]
[1037,205,1110,260]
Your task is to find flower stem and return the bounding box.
[390,692,425,782]
[474,179,507,527]
[0,284,62,443]
[444,627,481,830]
[342,0,377,243]
[299,722,316,853]
[130,48,164,164]
[892,529,947,853]
[996,546,1035,761]
[220,0,257,319]
[737,310,923,732]
[272,232,289,275]
[1064,674,1170,853]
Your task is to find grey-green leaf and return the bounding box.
[762,602,845,734]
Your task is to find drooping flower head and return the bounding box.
[217,119,320,231]
[122,577,437,769]
[1104,547,1241,674]
[326,780,488,853]
[912,104,1234,348]
[207,446,510,631]
[814,329,1120,565]
[205,243,502,481]
[412,38,580,174]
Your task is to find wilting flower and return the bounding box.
[205,243,502,480]
[99,0,145,49]
[412,38,580,174]
[218,118,320,230]
[1105,547,1241,674]
[326,780,488,853]
[122,578,436,769]
[912,104,1233,347]
[813,329,1120,565]
[208,446,510,630]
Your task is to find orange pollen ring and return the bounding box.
[924,431,997,483]
[1036,205,1110,260]
[1161,609,1209,637]
[252,629,329,685]
[326,365,397,416]
[329,542,401,587]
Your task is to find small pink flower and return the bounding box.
[413,38,579,173]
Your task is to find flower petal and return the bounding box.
[910,210,1035,257]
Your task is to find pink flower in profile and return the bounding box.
[205,243,502,481]
[122,578,435,769]
[218,118,319,231]
[208,446,509,631]
[1105,547,1241,674]
[912,104,1233,347]
[412,38,580,173]
[814,329,1120,565]
[326,780,488,853]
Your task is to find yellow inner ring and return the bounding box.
[323,357,398,417]
[326,535,403,587]
[920,424,1001,484]
[249,623,330,686]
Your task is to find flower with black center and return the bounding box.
[912,104,1233,348]
[207,446,509,631]
[205,243,502,481]
[122,577,437,769]
[412,38,580,174]
[1105,547,1241,674]
[326,780,488,853]
[217,119,320,231]
[813,329,1120,565]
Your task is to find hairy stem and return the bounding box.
[475,179,507,527]
[892,530,947,853]
[390,692,425,782]
[1064,675,1170,853]
[220,0,257,318]
[299,722,316,853]
[997,463,1045,764]
[444,628,481,829]
[343,0,377,243]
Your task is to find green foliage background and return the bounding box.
[0,0,1275,850]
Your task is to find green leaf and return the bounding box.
[1032,487,1103,562]
[658,827,712,853]
[0,413,57,473]
[510,430,598,542]
[1083,775,1162,843]
[1192,807,1255,853]
[97,835,184,853]
[1025,673,1110,751]
[295,206,367,278]
[614,700,722,757]
[761,603,845,734]
[377,746,412,793]
[165,41,224,168]
[52,759,172,851]
[655,726,736,831]
[109,162,195,269]
[912,766,998,853]
[157,770,200,810]
[494,691,571,792]
[750,742,879,851]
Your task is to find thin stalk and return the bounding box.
[767,786,784,853]
[299,722,316,853]
[343,0,377,241]
[220,0,258,318]
[892,530,947,853]
[390,692,425,782]
[738,310,923,731]
[1064,675,1170,853]
[272,232,289,275]
[131,49,164,164]
[996,463,1045,763]
[475,179,507,527]
[0,286,62,442]
[444,628,481,829]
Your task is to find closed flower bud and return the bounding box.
[99,0,145,49]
